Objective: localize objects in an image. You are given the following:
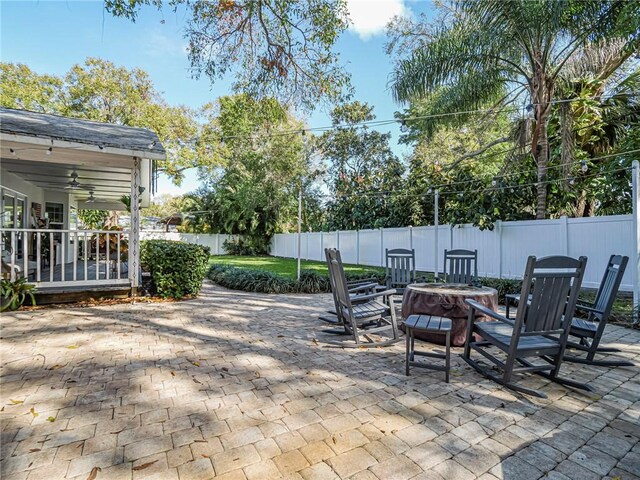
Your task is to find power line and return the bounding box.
[210,93,639,142]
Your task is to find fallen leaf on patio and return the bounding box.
[133,460,158,471]
[193,378,202,384]
[49,364,65,370]
[30,407,38,418]
[312,338,318,345]
[170,371,176,376]
[67,345,79,349]
[191,361,200,367]
[221,367,229,372]
[46,416,56,422]
[277,335,284,338]
[29,448,41,452]
[86,466,101,480]
[76,327,83,331]
[9,399,24,405]
[201,454,209,458]
[332,436,337,444]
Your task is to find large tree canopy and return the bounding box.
[319,102,407,230]
[389,0,639,219]
[104,0,352,110]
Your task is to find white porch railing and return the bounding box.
[1,228,131,288]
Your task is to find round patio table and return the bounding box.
[401,283,498,347]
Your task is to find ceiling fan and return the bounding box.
[65,170,81,190]
[86,191,97,203]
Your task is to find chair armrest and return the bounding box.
[347,277,378,287]
[351,289,397,303]
[348,282,380,293]
[575,302,601,314]
[465,299,511,324]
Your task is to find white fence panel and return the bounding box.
[382,227,412,253]
[567,215,634,290]
[306,233,323,261]
[451,225,501,279]
[338,231,358,264]
[322,232,338,253]
[358,229,382,266]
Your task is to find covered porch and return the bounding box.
[0,107,166,292]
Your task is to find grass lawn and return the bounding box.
[209,255,385,278]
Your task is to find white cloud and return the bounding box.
[346,0,410,40]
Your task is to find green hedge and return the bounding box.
[207,263,522,300]
[207,264,385,294]
[141,240,210,298]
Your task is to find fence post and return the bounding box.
[632,160,639,323]
[380,228,384,266]
[356,230,360,265]
[496,220,503,279]
[320,232,324,259]
[336,230,340,251]
[560,215,569,256]
[409,226,413,250]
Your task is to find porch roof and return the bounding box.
[0,108,166,159]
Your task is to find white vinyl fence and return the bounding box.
[140,214,635,292]
[271,215,635,292]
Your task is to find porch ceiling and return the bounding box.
[1,157,132,202]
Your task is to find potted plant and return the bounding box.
[1,277,36,312]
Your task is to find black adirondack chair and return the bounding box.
[385,248,416,295]
[462,255,588,398]
[442,249,478,285]
[565,255,631,367]
[325,248,399,347]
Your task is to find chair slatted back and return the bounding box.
[386,248,416,292]
[325,248,353,313]
[513,256,587,338]
[444,249,478,284]
[592,255,628,321]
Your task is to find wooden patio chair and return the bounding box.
[324,248,400,347]
[385,248,416,295]
[462,255,588,398]
[564,254,632,367]
[319,277,381,331]
[441,249,478,285]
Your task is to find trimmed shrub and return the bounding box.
[141,240,210,298]
[207,264,383,294]
[479,277,523,303]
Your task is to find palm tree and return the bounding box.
[391,0,638,219]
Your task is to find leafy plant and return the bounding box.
[1,277,36,312]
[478,277,523,304]
[223,237,271,256]
[141,240,210,299]
[207,264,384,294]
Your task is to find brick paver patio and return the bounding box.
[1,282,639,479]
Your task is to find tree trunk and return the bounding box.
[530,60,553,220]
[535,111,550,220]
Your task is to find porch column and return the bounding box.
[129,157,141,291]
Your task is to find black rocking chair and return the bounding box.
[462,255,588,398]
[565,254,632,367]
[385,248,416,296]
[324,248,400,347]
[441,249,478,285]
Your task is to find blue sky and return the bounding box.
[1,0,433,197]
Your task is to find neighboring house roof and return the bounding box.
[0,107,166,157]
